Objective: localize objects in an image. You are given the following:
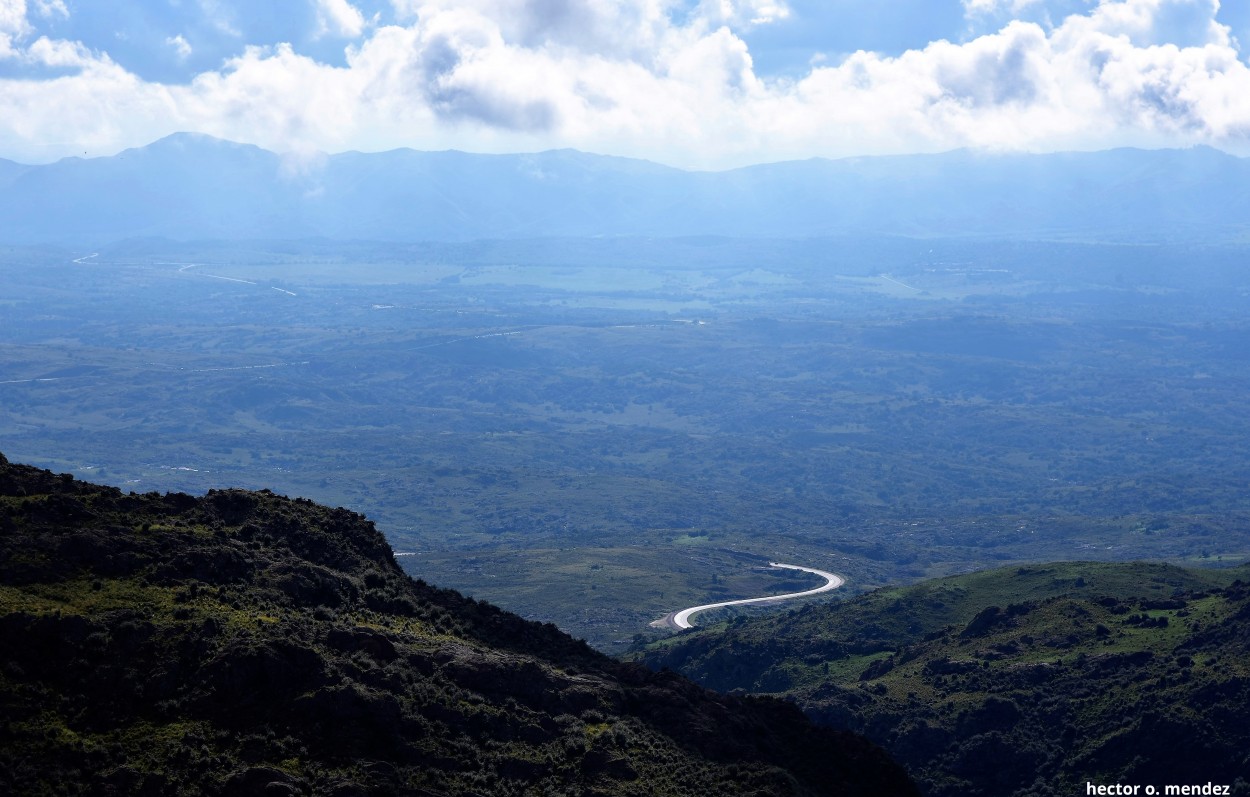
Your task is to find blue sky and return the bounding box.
[2,0,1249,167]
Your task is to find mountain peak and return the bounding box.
[146,131,261,151]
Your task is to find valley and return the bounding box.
[4,236,1250,652]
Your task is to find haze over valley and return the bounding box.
[5,142,1250,651]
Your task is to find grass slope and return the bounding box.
[0,452,916,797]
[639,561,1250,797]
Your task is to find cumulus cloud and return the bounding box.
[1,0,31,58]
[1065,0,1229,48]
[0,0,27,29]
[0,0,1248,166]
[389,0,670,62]
[32,0,66,18]
[26,35,99,68]
[314,0,367,38]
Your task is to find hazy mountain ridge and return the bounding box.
[637,561,1250,797]
[0,452,917,797]
[3,133,1248,244]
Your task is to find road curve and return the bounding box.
[654,563,845,630]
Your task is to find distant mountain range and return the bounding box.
[2,133,1248,244]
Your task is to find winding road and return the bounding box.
[652,562,845,630]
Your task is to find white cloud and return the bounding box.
[0,0,1248,166]
[388,0,419,20]
[0,0,29,31]
[694,0,791,27]
[1,0,31,59]
[33,0,67,19]
[392,0,673,62]
[963,0,1045,18]
[166,34,192,61]
[26,35,98,67]
[1063,0,1230,48]
[315,0,366,38]
[198,0,242,38]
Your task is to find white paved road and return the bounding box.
[655,562,845,630]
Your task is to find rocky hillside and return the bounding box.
[0,452,916,797]
[639,561,1250,797]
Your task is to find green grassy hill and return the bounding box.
[638,561,1250,797]
[0,452,916,797]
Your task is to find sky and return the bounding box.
[1,0,1249,168]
